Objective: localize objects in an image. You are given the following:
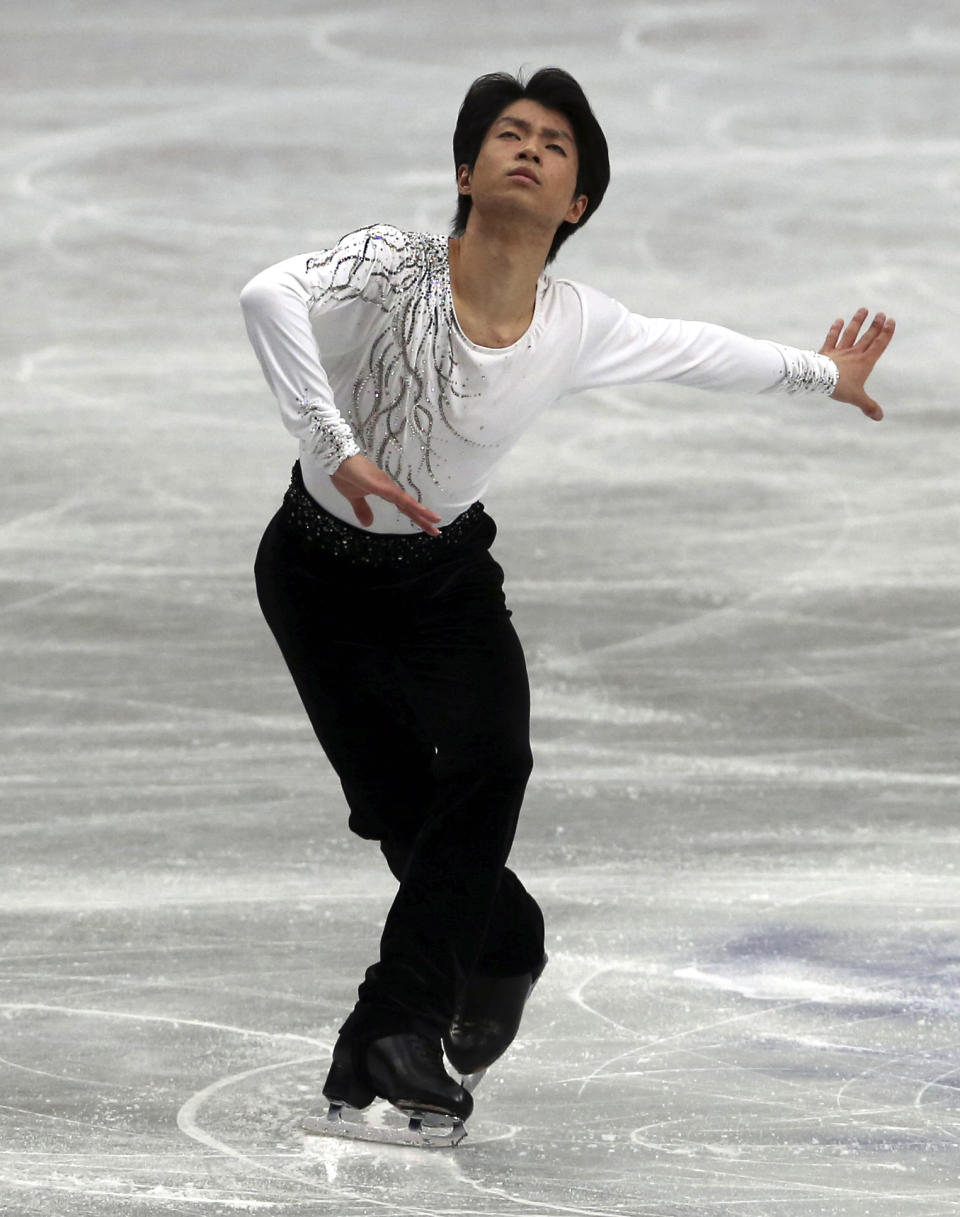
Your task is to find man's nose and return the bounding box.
[518,148,541,164]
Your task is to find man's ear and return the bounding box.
[565,193,588,225]
[457,164,472,196]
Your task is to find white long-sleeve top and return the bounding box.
[240,224,838,534]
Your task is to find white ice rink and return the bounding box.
[3,1,959,1213]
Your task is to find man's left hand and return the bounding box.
[820,307,896,421]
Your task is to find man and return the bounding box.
[240,68,894,1133]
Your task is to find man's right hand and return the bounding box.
[331,454,443,536]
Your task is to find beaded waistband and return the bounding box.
[277,463,488,571]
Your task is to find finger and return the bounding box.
[854,311,886,350]
[854,317,896,381]
[858,394,883,422]
[387,486,440,524]
[410,514,442,537]
[410,505,443,536]
[864,315,896,357]
[349,495,374,527]
[837,307,869,350]
[384,487,443,536]
[396,501,441,535]
[405,498,442,525]
[820,318,844,354]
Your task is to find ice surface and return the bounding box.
[2,1,959,1214]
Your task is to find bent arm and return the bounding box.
[239,274,362,472]
[239,226,408,471]
[240,256,361,472]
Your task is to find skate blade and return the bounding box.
[301,1104,466,1149]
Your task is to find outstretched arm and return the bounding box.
[562,282,894,413]
[820,308,895,421]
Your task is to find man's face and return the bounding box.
[458,98,588,234]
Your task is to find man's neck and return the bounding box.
[448,218,552,349]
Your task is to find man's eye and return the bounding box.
[548,144,567,155]
[499,130,520,139]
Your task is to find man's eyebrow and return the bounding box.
[494,115,573,142]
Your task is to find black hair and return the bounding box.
[451,67,610,264]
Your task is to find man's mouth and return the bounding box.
[508,168,540,184]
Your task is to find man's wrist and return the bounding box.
[779,348,840,396]
[310,421,362,473]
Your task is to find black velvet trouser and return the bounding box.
[254,501,544,1046]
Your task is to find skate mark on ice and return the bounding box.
[0,938,313,968]
[0,1050,121,1090]
[0,1100,140,1137]
[684,961,960,1018]
[0,969,329,1013]
[913,1062,960,1149]
[0,1001,325,1049]
[9,96,272,275]
[0,492,95,541]
[541,464,857,672]
[758,881,884,912]
[537,752,960,790]
[0,552,97,621]
[572,997,809,1099]
[2,679,307,736]
[566,962,650,1039]
[777,657,936,735]
[2,1001,449,1212]
[180,1059,465,1217]
[831,1045,960,1125]
[0,1172,279,1210]
[914,1064,960,1115]
[675,965,909,1008]
[459,1164,663,1217]
[626,1136,957,1208]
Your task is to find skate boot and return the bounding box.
[443,952,548,1076]
[365,1033,473,1121]
[308,1032,470,1148]
[321,1035,376,1110]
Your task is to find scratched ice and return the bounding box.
[2,1,959,1214]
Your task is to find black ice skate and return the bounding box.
[319,1034,376,1110]
[303,1032,473,1149]
[444,952,548,1079]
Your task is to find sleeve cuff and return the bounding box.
[777,347,840,396]
[304,414,362,473]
